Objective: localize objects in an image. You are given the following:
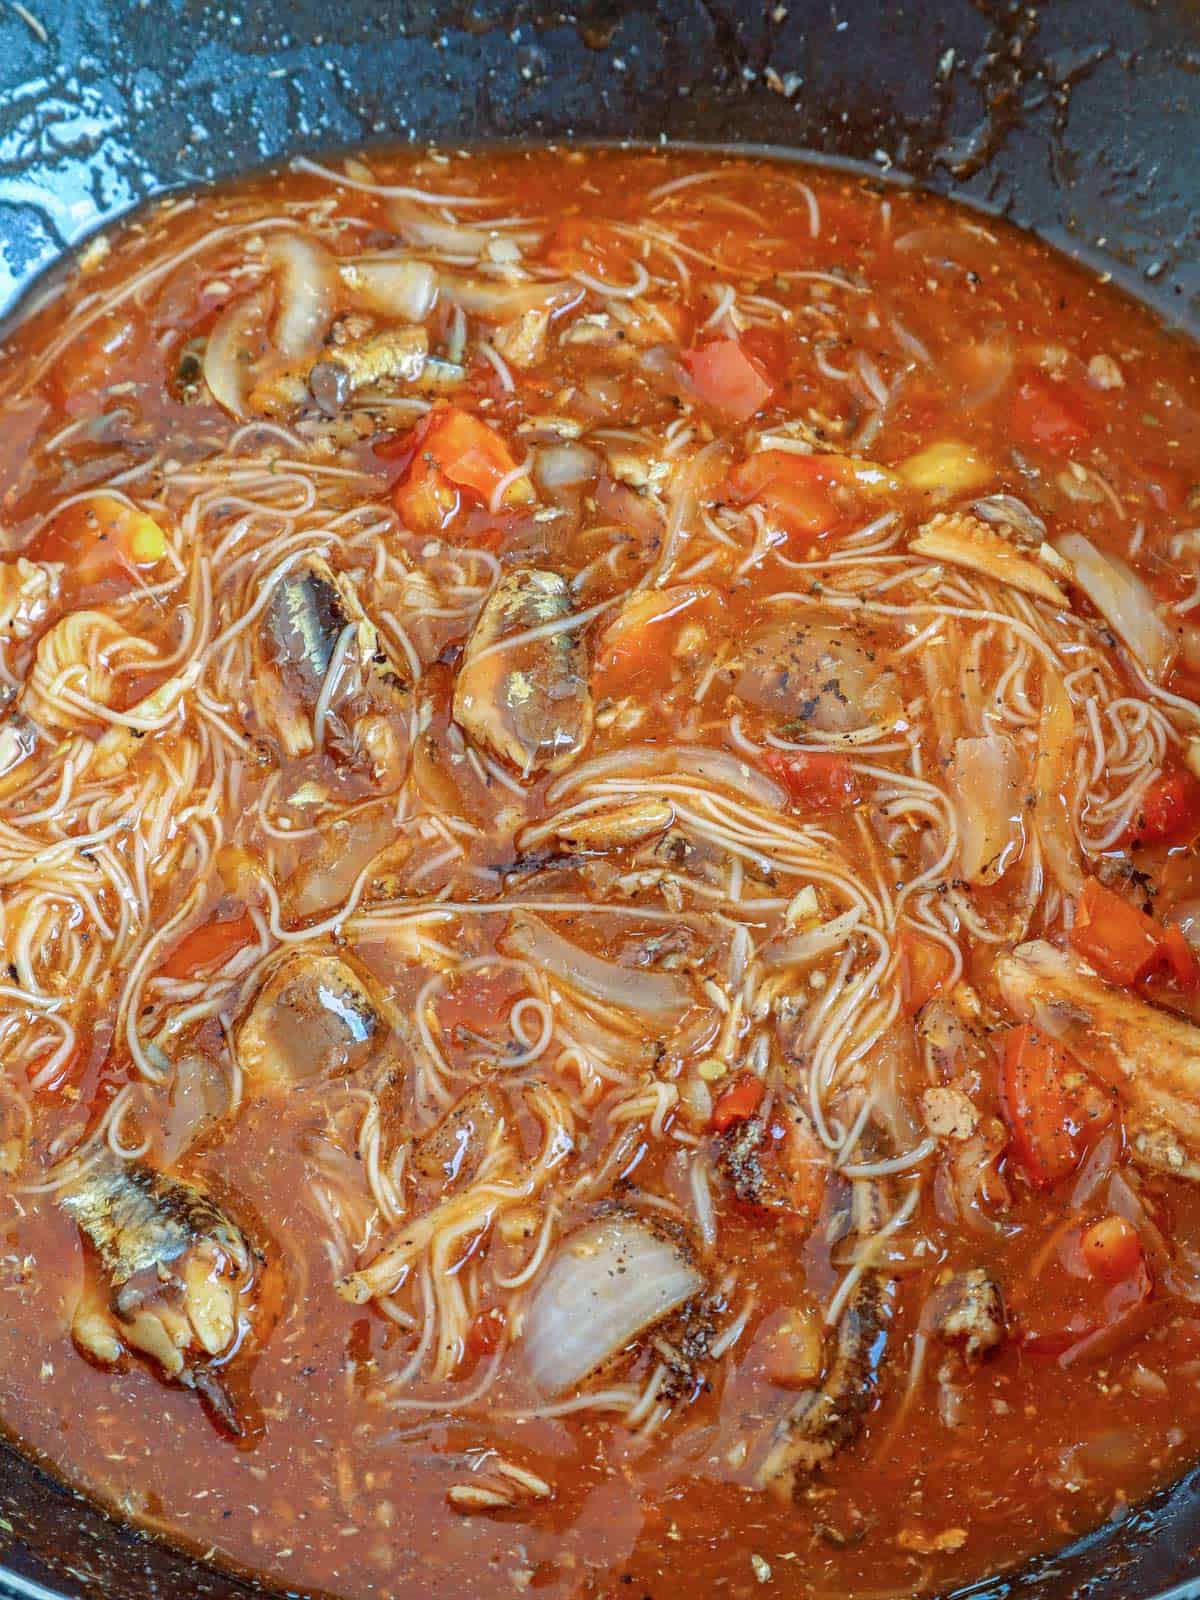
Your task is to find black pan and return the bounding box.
[0,2,1197,1596]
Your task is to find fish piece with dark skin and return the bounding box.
[60,1152,264,1436]
[928,1267,1006,1365]
[251,553,410,779]
[453,568,593,777]
[994,939,1200,1150]
[757,1173,896,1497]
[716,1093,829,1242]
[248,317,430,418]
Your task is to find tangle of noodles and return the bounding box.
[0,143,1198,1600]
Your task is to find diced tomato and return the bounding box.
[710,1071,765,1133]
[1018,1209,1154,1361]
[1001,1024,1115,1189]
[33,493,169,587]
[393,450,461,533]
[425,407,529,503]
[464,1306,506,1362]
[1018,1244,1152,1360]
[896,928,956,1016]
[765,749,859,810]
[1081,1214,1144,1283]
[727,451,840,537]
[161,907,257,979]
[760,1307,824,1389]
[594,586,712,689]
[683,339,776,423]
[1010,370,1092,452]
[1071,877,1198,990]
[392,407,531,533]
[726,449,901,540]
[1129,769,1200,848]
[1072,879,1163,986]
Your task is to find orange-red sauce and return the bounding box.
[0,147,1198,1600]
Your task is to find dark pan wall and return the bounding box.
[0,0,1197,326]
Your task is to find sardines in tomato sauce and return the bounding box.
[0,145,1198,1600]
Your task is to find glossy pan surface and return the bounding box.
[0,2,1197,1596]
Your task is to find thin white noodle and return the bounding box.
[293,156,499,206]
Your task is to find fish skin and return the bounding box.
[994,938,1200,1148]
[454,568,593,776]
[267,565,346,699]
[60,1153,249,1291]
[60,1153,262,1439]
[757,1175,896,1496]
[253,554,409,760]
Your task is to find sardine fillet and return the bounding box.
[453,568,593,776]
[994,939,1200,1147]
[61,1155,247,1288]
[758,1178,895,1497]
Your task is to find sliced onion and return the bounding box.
[301,1132,379,1247]
[534,443,601,491]
[202,289,269,417]
[160,1053,228,1166]
[952,339,1013,411]
[412,1085,506,1187]
[1033,664,1082,898]
[1107,1168,1171,1274]
[945,1126,1009,1238]
[387,199,542,257]
[441,273,581,323]
[893,224,998,277]
[1069,1128,1118,1210]
[870,1025,924,1152]
[947,734,1025,885]
[1057,532,1174,680]
[340,257,438,322]
[500,912,691,1019]
[592,476,663,545]
[0,718,35,782]
[285,807,396,920]
[524,1215,703,1395]
[545,743,786,810]
[764,908,861,968]
[1167,898,1200,953]
[265,234,338,359]
[1163,1245,1200,1305]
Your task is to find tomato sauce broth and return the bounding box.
[0,146,1197,1600]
